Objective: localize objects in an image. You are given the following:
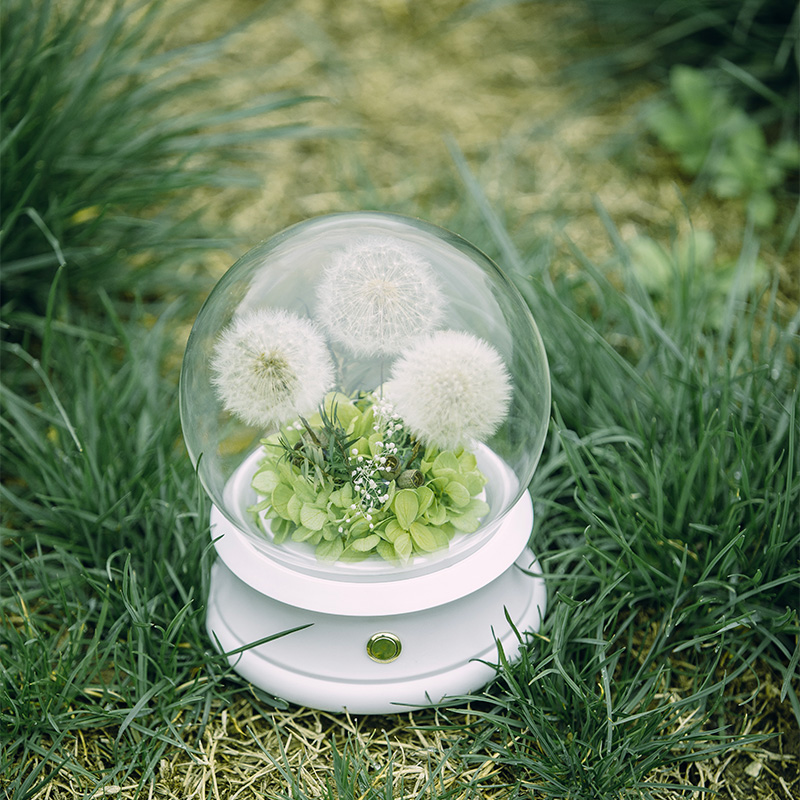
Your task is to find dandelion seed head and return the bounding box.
[386,330,512,450]
[210,308,334,429]
[316,236,446,356]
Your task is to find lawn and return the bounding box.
[1,0,798,798]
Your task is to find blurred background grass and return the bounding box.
[171,0,797,292]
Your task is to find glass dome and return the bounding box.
[180,212,550,574]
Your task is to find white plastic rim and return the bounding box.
[209,440,534,616]
[222,443,521,575]
[210,489,533,616]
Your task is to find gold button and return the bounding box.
[366,632,402,663]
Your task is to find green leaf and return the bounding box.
[394,532,412,561]
[671,65,714,126]
[351,533,381,552]
[463,471,487,495]
[383,519,403,543]
[271,483,294,516]
[330,482,353,509]
[339,546,370,563]
[323,392,360,428]
[351,437,370,456]
[382,480,396,509]
[409,522,439,552]
[465,498,490,518]
[449,499,488,533]
[252,469,278,494]
[300,504,327,531]
[431,451,459,475]
[291,475,317,503]
[445,481,471,507]
[286,494,302,524]
[773,139,800,169]
[416,485,434,515]
[291,525,316,542]
[376,541,397,562]
[348,517,370,537]
[458,451,477,471]
[321,524,340,541]
[430,526,451,549]
[439,522,457,541]
[368,432,387,455]
[747,192,777,228]
[424,502,448,527]
[277,461,297,483]
[270,517,293,544]
[393,489,419,530]
[316,538,344,562]
[350,405,375,438]
[449,513,481,533]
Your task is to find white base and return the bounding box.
[207,549,546,715]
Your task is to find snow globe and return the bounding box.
[179,212,550,714]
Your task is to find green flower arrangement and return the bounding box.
[249,392,490,563]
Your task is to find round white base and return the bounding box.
[206,549,546,715]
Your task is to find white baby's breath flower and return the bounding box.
[386,331,512,450]
[210,308,333,429]
[316,236,445,356]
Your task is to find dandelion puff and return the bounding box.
[210,308,333,429]
[316,236,446,356]
[385,330,512,450]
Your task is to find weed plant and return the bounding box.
[457,0,799,243]
[645,65,799,229]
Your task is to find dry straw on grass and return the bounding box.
[24,681,798,799]
[27,704,508,799]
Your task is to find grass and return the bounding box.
[2,199,797,797]
[1,302,221,794]
[1,0,799,798]
[412,161,800,797]
[0,0,328,317]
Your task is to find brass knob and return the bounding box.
[366,632,402,663]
